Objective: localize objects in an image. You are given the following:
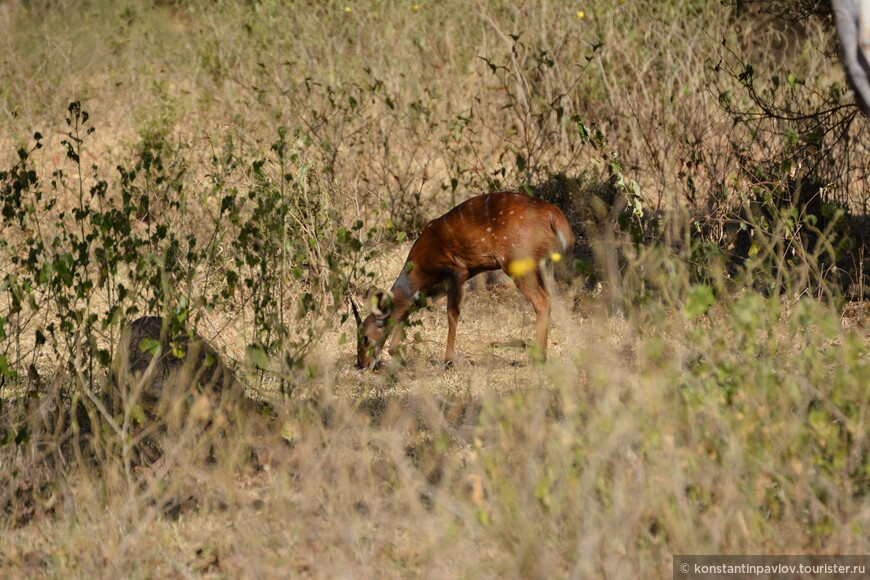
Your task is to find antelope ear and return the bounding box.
[368,289,393,318]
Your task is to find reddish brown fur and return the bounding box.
[357,191,573,368]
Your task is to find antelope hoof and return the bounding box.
[359,359,386,373]
[527,345,547,363]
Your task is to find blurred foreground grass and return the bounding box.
[1,290,868,577]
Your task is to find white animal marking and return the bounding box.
[486,227,492,232]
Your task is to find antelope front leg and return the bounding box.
[386,322,404,360]
[534,301,551,362]
[516,271,551,362]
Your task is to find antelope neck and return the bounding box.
[390,269,415,306]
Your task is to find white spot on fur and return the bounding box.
[486,227,492,232]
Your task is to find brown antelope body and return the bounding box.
[354,191,574,369]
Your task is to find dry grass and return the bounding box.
[1,0,869,578]
[3,292,868,578]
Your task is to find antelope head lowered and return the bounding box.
[354,191,574,369]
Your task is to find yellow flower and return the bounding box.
[577,10,585,19]
[413,4,420,10]
[550,252,562,263]
[345,6,352,12]
[508,257,536,279]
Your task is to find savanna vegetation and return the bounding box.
[1,0,868,577]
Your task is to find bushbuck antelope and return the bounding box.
[353,191,574,369]
[114,316,272,420]
[115,316,235,410]
[113,316,274,466]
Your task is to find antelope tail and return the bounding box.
[551,211,575,258]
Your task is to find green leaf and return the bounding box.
[140,337,161,357]
[96,348,112,367]
[246,344,271,371]
[748,242,759,257]
[15,424,30,445]
[685,284,715,320]
[0,354,14,379]
[131,404,146,426]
